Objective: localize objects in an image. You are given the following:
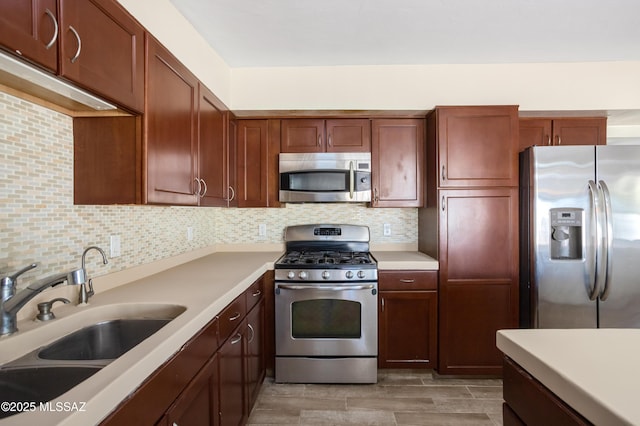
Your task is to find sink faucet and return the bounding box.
[78,246,108,304]
[1,264,86,336]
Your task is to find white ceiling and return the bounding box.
[169,0,640,68]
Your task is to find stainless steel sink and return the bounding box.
[38,318,172,361]
[0,366,101,419]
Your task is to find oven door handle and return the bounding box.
[277,284,375,291]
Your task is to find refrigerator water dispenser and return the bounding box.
[549,208,583,260]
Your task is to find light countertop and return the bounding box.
[0,247,436,425]
[371,251,439,270]
[497,329,640,426]
[0,251,280,426]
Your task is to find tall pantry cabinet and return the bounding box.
[419,105,520,376]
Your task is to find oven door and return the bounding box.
[275,282,378,356]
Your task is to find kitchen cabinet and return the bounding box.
[199,83,235,207]
[429,106,519,188]
[421,105,520,376]
[436,188,519,375]
[519,117,607,151]
[101,276,266,426]
[236,119,281,207]
[0,0,59,72]
[371,118,425,207]
[280,118,371,153]
[378,270,437,368]
[0,0,145,113]
[502,356,590,426]
[160,354,219,426]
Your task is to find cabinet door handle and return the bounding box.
[247,323,255,343]
[442,165,446,181]
[374,188,379,203]
[328,133,332,147]
[557,135,562,145]
[230,333,242,345]
[252,289,262,297]
[399,279,416,283]
[194,178,202,196]
[68,25,82,63]
[228,312,241,321]
[200,178,208,197]
[228,186,235,201]
[381,297,385,312]
[547,135,551,146]
[441,195,445,211]
[44,9,58,50]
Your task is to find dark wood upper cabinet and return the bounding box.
[198,83,230,207]
[144,34,199,205]
[58,0,144,112]
[519,117,606,151]
[281,118,370,153]
[371,118,425,207]
[430,106,519,188]
[0,0,59,72]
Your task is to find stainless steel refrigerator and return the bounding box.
[520,145,640,328]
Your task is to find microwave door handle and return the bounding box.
[349,161,355,199]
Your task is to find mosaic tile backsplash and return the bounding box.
[0,92,417,289]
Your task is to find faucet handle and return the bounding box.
[1,263,38,287]
[36,297,70,321]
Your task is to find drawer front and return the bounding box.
[379,270,437,291]
[218,295,247,343]
[246,277,264,311]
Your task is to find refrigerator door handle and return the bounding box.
[598,180,614,301]
[587,180,602,301]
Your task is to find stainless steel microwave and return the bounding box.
[279,152,372,203]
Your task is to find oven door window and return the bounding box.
[282,171,349,192]
[291,299,361,338]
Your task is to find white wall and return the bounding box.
[230,62,640,112]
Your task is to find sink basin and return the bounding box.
[0,366,101,419]
[38,318,172,361]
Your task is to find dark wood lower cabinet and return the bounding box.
[378,271,438,369]
[100,276,266,426]
[502,356,592,426]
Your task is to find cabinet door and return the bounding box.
[237,120,269,207]
[379,291,437,368]
[552,118,607,146]
[435,106,519,187]
[144,35,199,205]
[280,119,325,153]
[371,118,425,207]
[199,83,228,207]
[438,188,519,375]
[163,354,219,426]
[244,300,265,414]
[219,328,245,426]
[325,119,371,152]
[519,118,552,151]
[59,0,144,112]
[0,0,58,72]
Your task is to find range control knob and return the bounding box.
[345,271,354,279]
[287,271,296,279]
[322,271,331,280]
[357,270,366,279]
[298,271,308,280]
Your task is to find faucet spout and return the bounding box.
[1,268,85,336]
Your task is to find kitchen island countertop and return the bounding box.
[497,328,640,426]
[371,251,438,270]
[0,250,281,426]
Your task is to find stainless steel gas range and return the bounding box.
[274,224,378,384]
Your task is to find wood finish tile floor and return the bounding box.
[248,370,503,425]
